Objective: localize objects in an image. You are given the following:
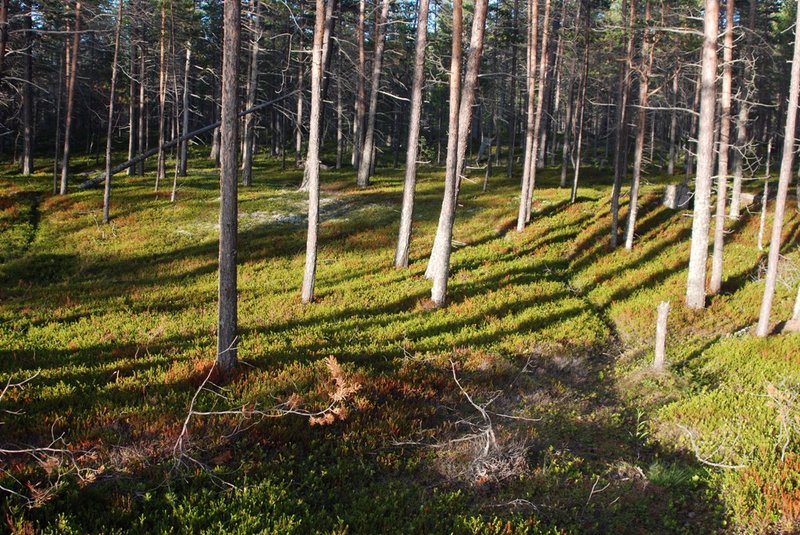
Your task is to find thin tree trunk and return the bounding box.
[521,0,552,225]
[729,0,756,219]
[610,0,635,246]
[127,21,137,177]
[685,0,719,310]
[623,0,653,250]
[156,3,167,190]
[21,3,33,175]
[138,44,147,175]
[395,0,430,268]
[667,67,678,176]
[757,176,768,251]
[356,0,391,187]
[560,82,575,188]
[516,0,539,232]
[179,43,191,177]
[242,0,262,186]
[506,0,520,178]
[336,46,343,169]
[217,0,241,372]
[301,0,327,303]
[103,0,124,224]
[709,0,735,294]
[353,0,366,169]
[59,1,81,195]
[53,47,64,194]
[429,0,489,307]
[756,2,800,336]
[570,29,589,204]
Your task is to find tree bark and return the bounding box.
[425,0,462,281]
[506,0,520,178]
[667,68,678,176]
[520,0,552,225]
[429,0,489,306]
[709,0,735,294]
[300,0,327,304]
[353,0,366,169]
[103,0,124,224]
[242,0,262,186]
[395,0,430,268]
[127,17,137,177]
[755,2,800,336]
[570,26,589,204]
[21,3,33,175]
[138,44,147,175]
[217,0,241,372]
[610,0,635,246]
[59,1,81,195]
[516,0,539,232]
[685,0,719,310]
[179,43,191,177]
[623,0,653,250]
[356,0,391,188]
[156,3,167,191]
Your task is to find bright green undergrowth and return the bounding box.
[0,152,798,533]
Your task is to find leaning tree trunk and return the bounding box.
[755,1,800,337]
[685,0,719,310]
[241,0,262,187]
[610,0,635,246]
[217,0,241,372]
[356,0,391,188]
[515,0,539,232]
[394,0,430,268]
[709,0,735,294]
[429,0,489,307]
[300,0,328,304]
[59,0,81,195]
[102,0,124,224]
[623,0,653,251]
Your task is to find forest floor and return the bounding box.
[1,152,799,534]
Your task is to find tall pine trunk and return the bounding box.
[610,0,635,246]
[21,3,33,175]
[300,0,328,303]
[356,0,391,188]
[623,0,653,250]
[102,0,124,224]
[217,0,241,372]
[395,0,430,268]
[755,2,800,336]
[685,0,719,309]
[709,0,735,294]
[242,0,262,186]
[429,0,489,306]
[516,0,539,232]
[59,1,81,195]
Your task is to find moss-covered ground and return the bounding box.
[1,151,799,533]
